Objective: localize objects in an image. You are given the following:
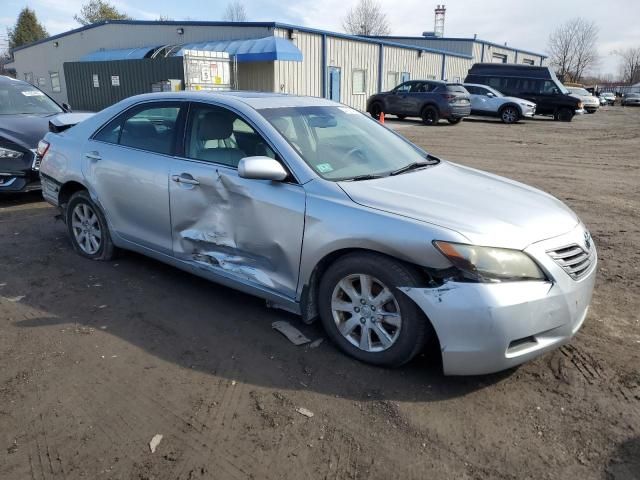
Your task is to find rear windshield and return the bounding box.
[446,84,468,93]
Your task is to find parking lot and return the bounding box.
[1,107,639,479]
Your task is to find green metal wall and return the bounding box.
[63,57,184,111]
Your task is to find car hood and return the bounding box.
[338,161,579,250]
[0,114,54,149]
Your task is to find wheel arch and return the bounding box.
[499,102,522,116]
[58,180,89,208]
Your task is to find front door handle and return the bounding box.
[171,174,200,186]
[85,151,101,161]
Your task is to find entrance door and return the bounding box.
[328,67,341,102]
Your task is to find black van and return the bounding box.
[465,64,583,122]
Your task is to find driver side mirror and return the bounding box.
[486,92,495,98]
[62,103,72,112]
[238,156,288,181]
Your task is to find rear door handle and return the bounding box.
[171,174,200,186]
[85,151,101,161]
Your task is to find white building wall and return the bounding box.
[382,47,442,89]
[326,37,379,111]
[11,23,275,103]
[444,55,474,82]
[273,29,322,97]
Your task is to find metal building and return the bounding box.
[6,20,543,111]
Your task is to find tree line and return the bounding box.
[3,0,639,85]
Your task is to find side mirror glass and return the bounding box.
[238,156,288,181]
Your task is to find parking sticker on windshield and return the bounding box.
[338,107,358,115]
[317,163,334,173]
[21,91,45,97]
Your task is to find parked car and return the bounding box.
[566,87,599,114]
[39,92,596,375]
[366,80,471,125]
[0,75,71,193]
[600,92,616,106]
[598,95,607,106]
[465,64,584,121]
[621,93,640,106]
[463,83,536,123]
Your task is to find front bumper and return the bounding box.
[402,225,597,375]
[0,149,41,193]
[575,108,586,115]
[521,105,536,117]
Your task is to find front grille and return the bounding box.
[547,244,594,280]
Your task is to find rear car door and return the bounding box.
[84,101,184,254]
[406,82,431,115]
[168,102,306,299]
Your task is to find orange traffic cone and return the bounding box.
[380,111,385,124]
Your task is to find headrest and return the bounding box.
[198,111,234,140]
[123,120,156,138]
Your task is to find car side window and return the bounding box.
[185,104,276,167]
[409,82,428,93]
[93,103,181,156]
[394,82,411,93]
[466,86,480,95]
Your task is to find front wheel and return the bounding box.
[66,190,115,261]
[447,117,463,125]
[369,103,382,120]
[500,106,520,124]
[318,253,431,367]
[555,107,574,122]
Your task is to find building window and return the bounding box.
[92,74,100,88]
[50,72,61,92]
[24,72,33,84]
[386,71,399,90]
[492,53,508,63]
[37,77,46,87]
[522,59,535,65]
[352,69,366,94]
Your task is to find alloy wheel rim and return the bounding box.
[331,274,402,352]
[503,108,517,123]
[71,203,102,255]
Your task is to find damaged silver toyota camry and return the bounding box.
[39,92,596,375]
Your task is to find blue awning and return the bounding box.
[174,36,303,62]
[80,46,157,62]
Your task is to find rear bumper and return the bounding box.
[402,225,597,375]
[447,104,471,119]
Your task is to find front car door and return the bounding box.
[83,101,184,254]
[385,81,412,115]
[168,102,306,299]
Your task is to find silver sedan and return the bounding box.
[38,92,597,375]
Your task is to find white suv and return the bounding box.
[463,83,536,124]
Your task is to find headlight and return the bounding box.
[434,241,547,283]
[0,146,24,159]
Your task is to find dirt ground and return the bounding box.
[1,107,639,480]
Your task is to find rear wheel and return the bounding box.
[555,107,574,122]
[369,103,382,120]
[421,106,440,126]
[499,106,520,124]
[66,190,115,261]
[318,253,431,367]
[447,117,463,125]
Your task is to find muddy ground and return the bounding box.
[1,107,639,480]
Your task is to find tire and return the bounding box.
[420,106,440,125]
[397,115,406,120]
[586,109,596,114]
[499,105,520,124]
[447,117,463,125]
[318,252,431,367]
[369,103,382,120]
[66,190,115,261]
[555,107,574,122]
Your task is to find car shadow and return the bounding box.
[605,436,640,479]
[6,227,516,403]
[0,190,44,207]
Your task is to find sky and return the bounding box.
[1,0,639,76]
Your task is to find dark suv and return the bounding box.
[366,80,471,125]
[465,64,583,122]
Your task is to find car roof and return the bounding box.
[118,91,340,109]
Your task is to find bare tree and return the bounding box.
[343,0,391,36]
[548,18,599,82]
[615,47,640,84]
[223,1,247,22]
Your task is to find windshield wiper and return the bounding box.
[345,173,386,182]
[389,155,439,176]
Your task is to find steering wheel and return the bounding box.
[339,147,367,166]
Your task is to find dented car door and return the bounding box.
[168,102,306,299]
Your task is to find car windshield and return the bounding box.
[569,88,590,96]
[258,105,435,181]
[0,81,63,115]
